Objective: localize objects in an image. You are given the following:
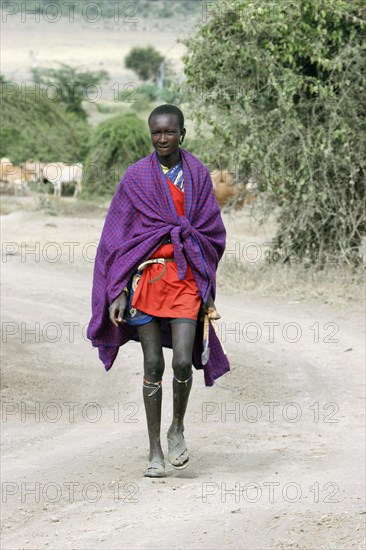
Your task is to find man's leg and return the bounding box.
[168,320,196,468]
[137,319,165,476]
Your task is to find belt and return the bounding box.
[137,257,175,284]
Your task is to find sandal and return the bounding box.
[144,459,165,478]
[167,430,189,470]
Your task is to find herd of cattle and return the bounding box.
[0,158,83,197]
[0,157,257,208]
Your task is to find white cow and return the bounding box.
[43,162,83,197]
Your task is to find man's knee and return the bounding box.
[144,353,164,381]
[172,357,192,381]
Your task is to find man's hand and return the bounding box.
[199,293,221,321]
[109,291,128,326]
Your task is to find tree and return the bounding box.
[31,63,109,119]
[182,0,366,265]
[125,46,164,81]
[83,112,152,196]
[1,80,90,164]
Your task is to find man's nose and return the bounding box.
[158,133,168,143]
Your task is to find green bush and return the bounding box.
[136,83,160,102]
[182,0,366,265]
[0,82,90,164]
[83,112,152,196]
[125,46,164,82]
[31,63,109,120]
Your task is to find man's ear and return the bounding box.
[180,128,186,144]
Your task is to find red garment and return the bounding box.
[132,177,201,320]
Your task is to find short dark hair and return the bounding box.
[148,104,184,130]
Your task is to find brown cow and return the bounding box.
[210,169,257,209]
[0,158,32,195]
[210,170,235,207]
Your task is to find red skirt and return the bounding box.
[132,176,201,320]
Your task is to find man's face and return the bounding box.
[149,113,185,158]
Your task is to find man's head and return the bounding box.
[148,104,186,162]
[148,104,184,130]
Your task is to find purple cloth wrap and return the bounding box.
[87,149,230,386]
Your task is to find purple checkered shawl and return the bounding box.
[87,148,230,386]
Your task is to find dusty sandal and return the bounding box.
[167,432,189,470]
[144,459,165,478]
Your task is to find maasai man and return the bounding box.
[88,105,230,477]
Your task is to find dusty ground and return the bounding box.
[1,196,365,550]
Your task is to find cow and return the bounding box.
[210,170,236,207]
[0,158,31,195]
[42,162,83,197]
[210,169,258,209]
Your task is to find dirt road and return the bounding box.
[1,206,365,549]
